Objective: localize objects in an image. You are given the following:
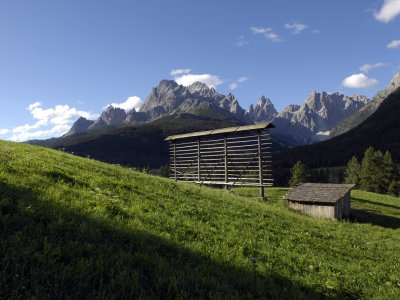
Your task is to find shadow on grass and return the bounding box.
[0,182,343,299]
[351,209,400,229]
[352,197,400,211]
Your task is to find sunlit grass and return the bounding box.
[1,140,399,299]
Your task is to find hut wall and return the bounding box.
[343,193,350,218]
[334,194,351,220]
[286,201,335,220]
[334,198,343,220]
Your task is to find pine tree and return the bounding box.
[388,181,400,197]
[289,161,309,187]
[344,156,361,186]
[382,151,396,193]
[360,147,380,192]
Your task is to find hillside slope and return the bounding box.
[1,141,400,298]
[330,73,400,137]
[29,112,245,168]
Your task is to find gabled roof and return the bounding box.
[165,122,275,141]
[285,183,355,204]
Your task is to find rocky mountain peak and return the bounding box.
[187,81,220,99]
[257,96,275,109]
[63,116,95,137]
[156,79,179,89]
[187,81,210,93]
[389,73,400,89]
[272,91,370,144]
[88,105,127,130]
[246,95,277,123]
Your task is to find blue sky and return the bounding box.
[0,0,399,141]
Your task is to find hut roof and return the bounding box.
[165,122,275,141]
[285,183,355,204]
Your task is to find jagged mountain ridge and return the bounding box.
[247,96,278,122]
[65,80,247,136]
[65,79,369,145]
[273,85,400,172]
[330,73,400,138]
[139,80,246,121]
[271,92,369,144]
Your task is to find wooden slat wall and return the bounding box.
[168,129,273,189]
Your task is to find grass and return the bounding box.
[1,140,400,299]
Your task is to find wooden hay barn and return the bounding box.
[165,123,274,199]
[285,183,354,220]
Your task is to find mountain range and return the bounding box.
[27,73,400,183]
[273,83,400,171]
[63,75,400,146]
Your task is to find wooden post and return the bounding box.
[173,142,177,181]
[224,135,228,189]
[257,130,265,201]
[197,138,201,182]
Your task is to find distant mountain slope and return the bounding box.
[40,112,247,168]
[330,73,400,138]
[33,111,288,169]
[274,86,400,170]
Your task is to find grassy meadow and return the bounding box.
[1,140,400,299]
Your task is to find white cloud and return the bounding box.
[12,121,46,133]
[170,69,191,76]
[6,102,96,142]
[342,73,378,88]
[107,96,143,111]
[229,83,238,90]
[285,22,307,34]
[387,40,400,49]
[250,26,282,42]
[359,62,386,73]
[29,104,95,126]
[229,76,248,90]
[0,129,9,135]
[312,29,320,34]
[237,36,248,47]
[174,73,223,88]
[374,0,400,23]
[28,102,41,110]
[10,124,72,142]
[170,68,223,88]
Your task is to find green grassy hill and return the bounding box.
[1,141,400,299]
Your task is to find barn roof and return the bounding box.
[165,122,275,141]
[285,183,355,204]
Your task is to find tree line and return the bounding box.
[344,147,400,196]
[288,146,400,197]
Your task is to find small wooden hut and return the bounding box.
[285,183,354,220]
[165,123,274,200]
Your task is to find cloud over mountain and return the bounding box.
[106,96,143,111]
[342,74,378,88]
[171,69,223,88]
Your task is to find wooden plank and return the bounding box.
[193,181,273,187]
[165,122,274,141]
